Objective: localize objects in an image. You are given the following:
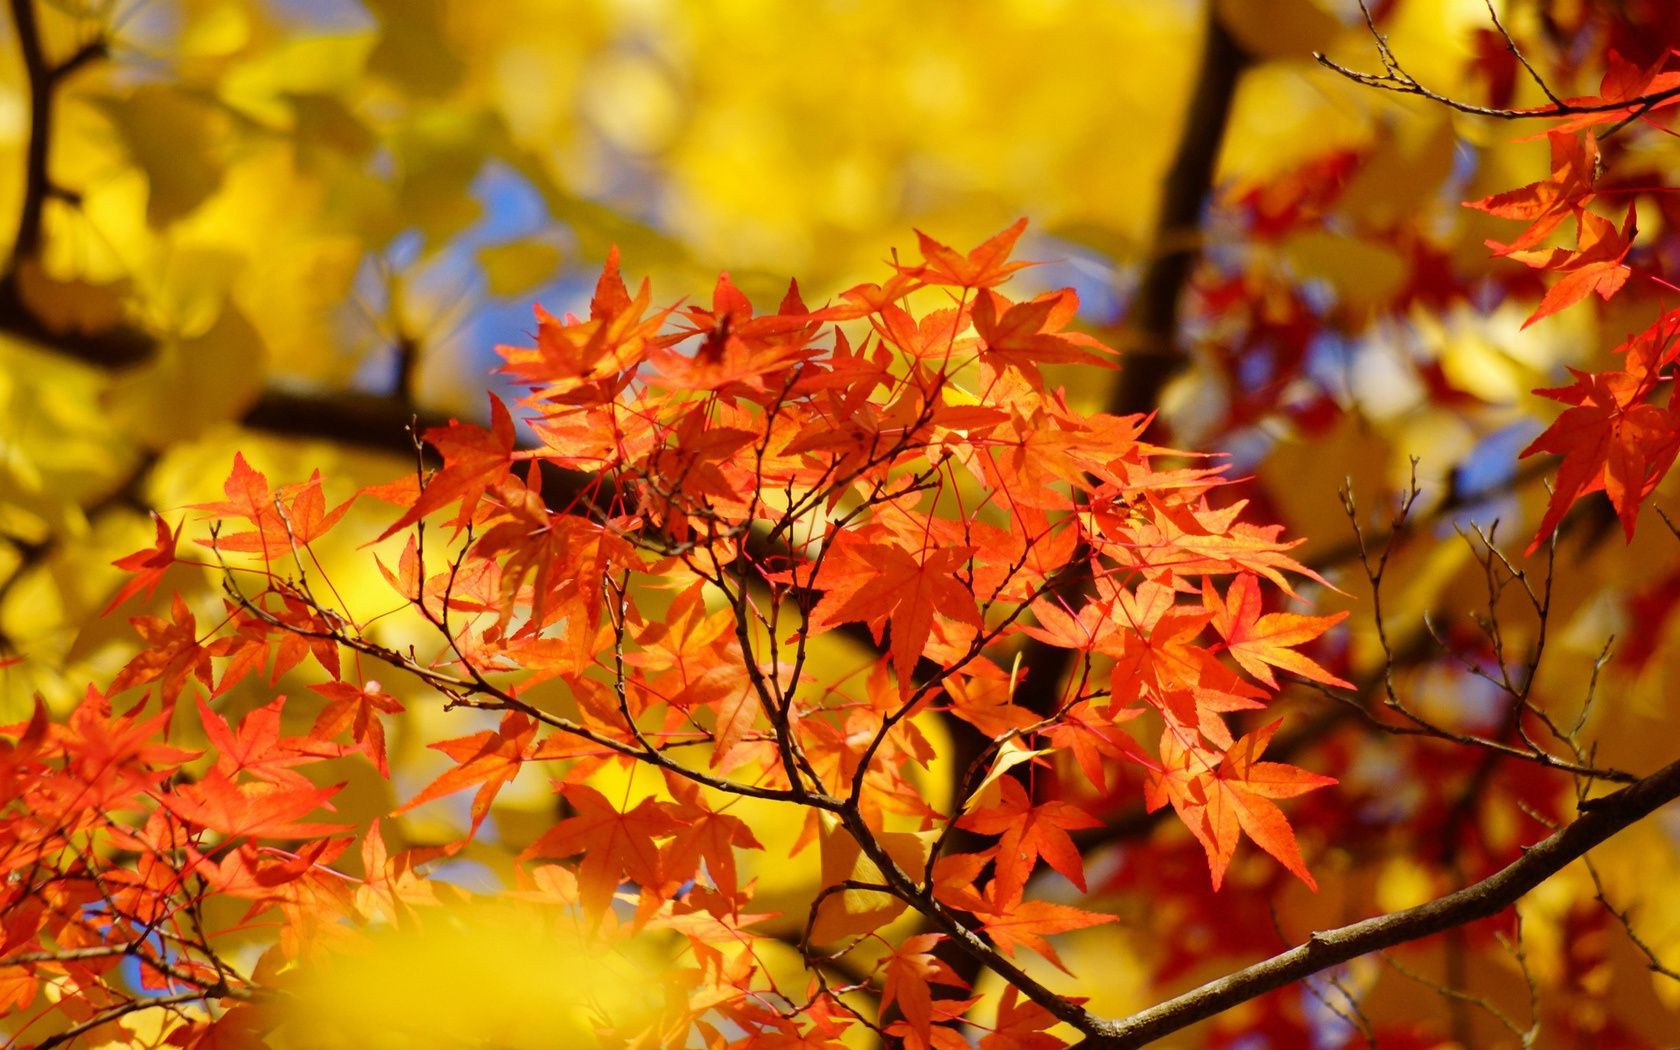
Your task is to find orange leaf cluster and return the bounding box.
[9,224,1350,1046]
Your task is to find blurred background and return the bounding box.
[5,0,1680,1044]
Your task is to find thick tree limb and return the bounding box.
[1075,754,1680,1047]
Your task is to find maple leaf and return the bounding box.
[1506,205,1636,328]
[928,854,1115,972]
[900,218,1032,289]
[520,782,675,918]
[958,778,1101,904]
[1466,130,1598,255]
[972,287,1111,372]
[879,934,970,1050]
[975,898,1116,972]
[161,770,346,841]
[808,536,981,675]
[1144,721,1334,890]
[193,458,351,560]
[110,594,214,707]
[941,668,1041,738]
[1520,364,1680,552]
[104,513,183,614]
[308,680,406,776]
[980,986,1063,1050]
[394,711,536,835]
[498,249,666,403]
[197,695,326,789]
[373,394,518,541]
[1204,574,1350,689]
[1038,701,1154,793]
[1547,48,1680,133]
[660,774,763,908]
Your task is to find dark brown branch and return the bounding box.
[4,0,105,279]
[1075,754,1680,1047]
[8,0,52,275]
[1108,6,1249,422]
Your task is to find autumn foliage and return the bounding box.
[8,4,1680,1049]
[2,218,1355,1045]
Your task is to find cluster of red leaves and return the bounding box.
[0,685,351,1044]
[1465,51,1680,552]
[2,223,1351,1047]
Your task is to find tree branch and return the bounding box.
[1076,754,1680,1047]
[4,0,104,279]
[1314,0,1680,125]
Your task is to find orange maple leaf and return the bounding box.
[520,782,675,918]
[1145,721,1334,890]
[958,778,1101,903]
[373,393,518,541]
[1521,367,1680,552]
[879,933,970,1050]
[1466,130,1599,255]
[808,536,981,675]
[1204,574,1350,688]
[899,218,1032,289]
[1505,205,1635,329]
[394,711,536,834]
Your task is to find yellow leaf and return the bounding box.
[94,86,229,226]
[1216,0,1344,61]
[477,238,564,298]
[108,304,265,449]
[279,900,672,1047]
[809,813,933,944]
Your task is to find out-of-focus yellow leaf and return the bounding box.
[1216,0,1344,60]
[363,0,465,98]
[277,900,672,1047]
[1339,116,1457,230]
[477,238,563,297]
[286,91,377,161]
[178,0,251,58]
[578,51,685,156]
[94,86,229,226]
[1375,856,1436,913]
[108,304,265,448]
[1281,231,1406,312]
[1436,329,1527,404]
[1224,63,1375,186]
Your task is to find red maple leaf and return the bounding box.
[899,218,1032,289]
[659,774,763,908]
[308,680,406,776]
[161,770,346,841]
[1521,366,1680,552]
[879,933,971,1050]
[1504,206,1635,328]
[394,711,537,835]
[373,394,518,541]
[980,986,1063,1050]
[958,778,1102,903]
[1467,130,1599,255]
[808,536,981,675]
[520,782,675,918]
[104,513,183,614]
